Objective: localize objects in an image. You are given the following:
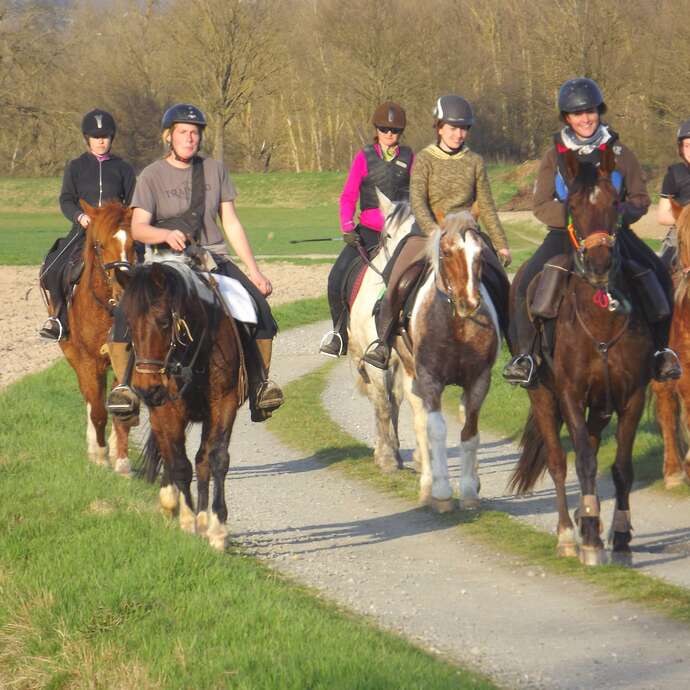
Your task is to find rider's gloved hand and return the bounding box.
[343,231,362,248]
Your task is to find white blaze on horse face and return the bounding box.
[589,186,601,204]
[115,229,128,263]
[462,231,482,307]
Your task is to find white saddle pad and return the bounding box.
[202,272,258,325]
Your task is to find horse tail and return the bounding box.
[508,410,548,494]
[134,431,164,483]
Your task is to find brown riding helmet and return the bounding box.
[372,102,406,130]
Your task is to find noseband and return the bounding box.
[133,311,207,403]
[92,234,132,312]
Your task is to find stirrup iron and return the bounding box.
[319,330,344,358]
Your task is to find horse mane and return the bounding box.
[386,200,412,236]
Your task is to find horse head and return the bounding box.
[433,211,482,317]
[377,189,415,257]
[81,200,134,303]
[562,147,620,287]
[121,262,205,406]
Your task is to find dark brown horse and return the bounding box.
[42,201,135,473]
[509,149,654,566]
[652,200,690,487]
[120,257,244,550]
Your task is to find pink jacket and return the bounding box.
[339,144,414,233]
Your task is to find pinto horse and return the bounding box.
[395,211,501,510]
[348,194,415,473]
[652,200,690,487]
[42,201,135,473]
[120,257,244,550]
[509,148,654,566]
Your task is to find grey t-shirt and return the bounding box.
[131,156,237,252]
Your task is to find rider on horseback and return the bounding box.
[320,101,413,357]
[40,110,136,341]
[503,77,682,386]
[657,118,690,270]
[106,104,283,423]
[363,94,512,369]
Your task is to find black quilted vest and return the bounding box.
[359,144,413,211]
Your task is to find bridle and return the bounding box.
[133,310,207,403]
[436,227,481,318]
[91,233,132,313]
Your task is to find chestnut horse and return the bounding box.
[509,149,654,566]
[396,211,501,510]
[120,257,244,550]
[42,201,135,473]
[652,200,690,487]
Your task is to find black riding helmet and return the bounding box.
[161,104,207,131]
[433,95,474,127]
[82,109,116,139]
[558,78,607,116]
[677,119,690,141]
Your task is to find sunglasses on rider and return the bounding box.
[377,126,403,134]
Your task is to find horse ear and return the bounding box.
[671,197,684,221]
[376,187,394,218]
[563,150,579,183]
[80,199,96,216]
[599,146,616,175]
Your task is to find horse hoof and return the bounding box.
[664,472,686,489]
[579,546,606,567]
[196,512,209,535]
[430,497,456,513]
[610,550,633,568]
[179,518,196,535]
[460,495,480,510]
[557,542,578,558]
[89,451,108,467]
[112,457,131,476]
[376,456,399,474]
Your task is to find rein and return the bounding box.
[91,238,131,314]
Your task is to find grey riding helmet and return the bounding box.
[433,95,474,127]
[557,78,607,115]
[677,118,690,141]
[82,109,116,139]
[161,104,207,131]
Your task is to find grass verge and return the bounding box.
[267,364,690,625]
[0,362,496,690]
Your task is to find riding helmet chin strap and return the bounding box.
[169,135,202,163]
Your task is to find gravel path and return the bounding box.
[176,321,690,690]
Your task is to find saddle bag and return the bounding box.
[529,255,572,320]
[624,259,671,323]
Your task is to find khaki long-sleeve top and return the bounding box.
[410,144,508,251]
[533,142,651,229]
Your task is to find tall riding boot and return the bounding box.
[502,294,539,387]
[250,338,284,422]
[106,342,140,426]
[362,295,398,370]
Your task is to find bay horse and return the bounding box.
[42,200,135,474]
[348,194,415,473]
[652,200,690,487]
[119,257,244,550]
[395,211,501,511]
[509,148,654,566]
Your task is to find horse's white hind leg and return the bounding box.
[427,410,454,512]
[458,434,480,509]
[159,484,179,518]
[108,424,131,475]
[207,511,228,551]
[178,492,196,534]
[402,376,433,504]
[370,370,400,473]
[86,403,107,466]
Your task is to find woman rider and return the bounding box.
[502,77,681,386]
[657,118,690,270]
[363,94,512,369]
[319,101,413,357]
[40,109,136,340]
[106,104,283,423]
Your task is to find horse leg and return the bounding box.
[107,418,132,475]
[528,388,574,557]
[416,369,454,513]
[194,423,212,536]
[150,409,195,533]
[651,380,686,488]
[562,397,604,565]
[609,388,646,566]
[76,363,108,466]
[457,370,491,510]
[371,370,400,473]
[400,373,435,506]
[387,368,404,469]
[675,377,690,485]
